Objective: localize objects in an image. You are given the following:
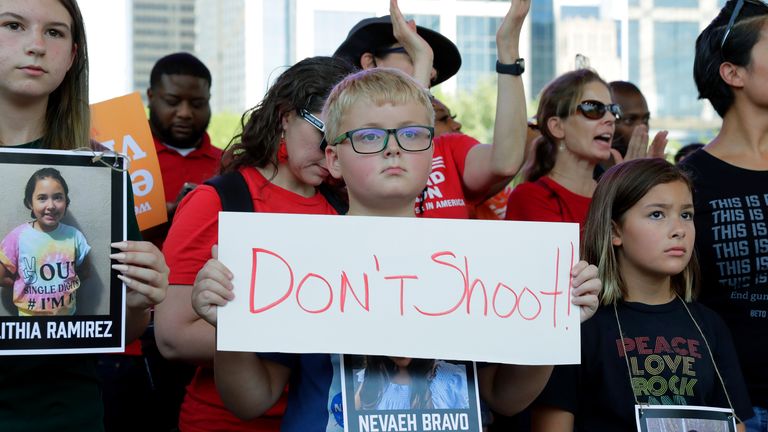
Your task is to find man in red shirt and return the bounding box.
[145,52,222,246]
[101,52,220,432]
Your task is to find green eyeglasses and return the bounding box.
[331,126,434,154]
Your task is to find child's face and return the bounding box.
[612,180,695,281]
[0,0,77,102]
[327,100,433,215]
[31,177,66,231]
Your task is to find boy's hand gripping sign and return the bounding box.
[218,213,580,365]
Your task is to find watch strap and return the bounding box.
[496,59,525,76]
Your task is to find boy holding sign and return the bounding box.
[194,67,600,430]
[191,0,606,415]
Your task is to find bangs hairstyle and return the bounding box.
[221,56,355,174]
[524,68,609,182]
[24,167,71,219]
[694,1,768,118]
[45,0,89,150]
[322,68,434,145]
[583,158,699,306]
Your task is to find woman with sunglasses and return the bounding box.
[681,1,768,430]
[154,56,355,432]
[504,68,619,228]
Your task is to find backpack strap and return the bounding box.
[204,171,254,212]
[205,171,349,215]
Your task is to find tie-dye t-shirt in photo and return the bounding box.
[1,222,91,316]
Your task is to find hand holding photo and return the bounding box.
[0,148,127,355]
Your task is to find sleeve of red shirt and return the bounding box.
[163,185,222,285]
[504,181,564,222]
[435,133,482,202]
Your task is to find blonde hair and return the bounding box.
[46,0,90,150]
[583,158,699,305]
[322,68,434,145]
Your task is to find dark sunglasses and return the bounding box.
[297,95,329,150]
[576,100,622,120]
[721,0,768,48]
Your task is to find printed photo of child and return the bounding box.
[0,168,91,316]
[354,356,470,410]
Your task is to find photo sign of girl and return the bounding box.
[0,148,126,354]
[341,355,483,432]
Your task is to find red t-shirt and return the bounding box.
[155,131,222,203]
[415,132,480,219]
[163,166,338,432]
[504,176,591,226]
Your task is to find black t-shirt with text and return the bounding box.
[682,150,768,406]
[535,300,752,431]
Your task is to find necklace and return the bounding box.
[612,295,740,423]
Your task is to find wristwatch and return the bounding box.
[496,58,525,76]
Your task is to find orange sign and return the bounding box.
[90,92,167,230]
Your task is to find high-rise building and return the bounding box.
[549,0,722,142]
[79,0,132,103]
[132,0,196,98]
[196,0,298,113]
[625,0,723,141]
[79,0,733,143]
[530,0,556,98]
[196,0,529,113]
[552,0,623,80]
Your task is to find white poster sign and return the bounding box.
[218,212,580,365]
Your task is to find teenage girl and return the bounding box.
[531,158,753,431]
[0,0,169,430]
[1,167,90,316]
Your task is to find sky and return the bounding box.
[79,0,133,103]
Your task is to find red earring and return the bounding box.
[277,132,289,163]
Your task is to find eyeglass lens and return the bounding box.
[578,101,621,120]
[350,127,432,154]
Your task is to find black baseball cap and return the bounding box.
[333,15,462,87]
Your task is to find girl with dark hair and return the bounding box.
[683,2,768,430]
[1,167,90,316]
[0,0,169,430]
[504,69,618,227]
[532,158,752,432]
[355,356,469,411]
[155,56,355,432]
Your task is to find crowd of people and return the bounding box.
[0,0,767,431]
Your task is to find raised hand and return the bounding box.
[611,125,668,164]
[496,0,530,62]
[390,0,434,87]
